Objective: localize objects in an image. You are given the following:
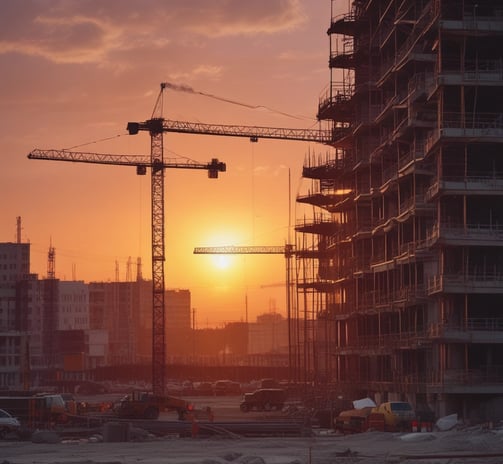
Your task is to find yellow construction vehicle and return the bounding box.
[335,401,416,433]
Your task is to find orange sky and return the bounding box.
[1,0,347,327]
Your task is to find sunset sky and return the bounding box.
[1,0,346,327]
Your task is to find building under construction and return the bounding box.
[295,0,503,421]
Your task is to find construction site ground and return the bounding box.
[3,427,503,464]
[3,394,503,463]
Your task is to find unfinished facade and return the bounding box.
[296,0,503,421]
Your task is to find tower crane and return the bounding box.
[28,147,225,397]
[29,82,333,396]
[121,83,338,388]
[193,244,297,379]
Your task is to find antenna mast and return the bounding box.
[47,241,56,280]
[136,257,143,281]
[16,217,22,243]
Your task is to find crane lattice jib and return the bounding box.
[194,245,295,257]
[127,119,333,144]
[28,149,226,173]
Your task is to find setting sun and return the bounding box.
[212,254,233,270]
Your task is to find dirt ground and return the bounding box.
[3,395,503,464]
[3,429,503,464]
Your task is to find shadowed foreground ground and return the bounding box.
[3,428,503,464]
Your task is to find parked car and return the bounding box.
[260,378,280,389]
[213,380,241,396]
[193,382,214,396]
[0,408,21,437]
[75,380,109,395]
[240,388,287,412]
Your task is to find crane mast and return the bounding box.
[150,124,165,397]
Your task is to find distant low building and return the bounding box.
[166,289,191,330]
[166,289,192,359]
[248,312,288,355]
[58,281,89,331]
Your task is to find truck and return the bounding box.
[0,393,68,427]
[240,388,287,412]
[114,391,192,420]
[335,401,415,433]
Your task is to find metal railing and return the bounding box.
[428,273,503,294]
[443,112,503,129]
[428,319,503,335]
[427,222,503,243]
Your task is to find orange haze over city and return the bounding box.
[0,0,347,327]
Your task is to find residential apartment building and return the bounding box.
[88,282,192,363]
[166,289,191,330]
[0,242,31,386]
[89,280,146,366]
[165,289,192,359]
[296,0,503,421]
[58,281,89,331]
[248,312,289,355]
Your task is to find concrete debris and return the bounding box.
[239,457,266,464]
[223,452,243,461]
[435,414,459,431]
[400,432,437,442]
[336,448,358,457]
[353,398,377,409]
[31,430,61,444]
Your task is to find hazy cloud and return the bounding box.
[179,0,307,37]
[0,0,306,64]
[169,64,223,81]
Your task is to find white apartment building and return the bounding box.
[58,281,89,331]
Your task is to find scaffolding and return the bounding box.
[295,0,503,421]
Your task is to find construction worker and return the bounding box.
[191,415,199,438]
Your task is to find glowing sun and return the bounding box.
[212,254,233,270]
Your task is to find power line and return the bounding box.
[64,133,124,151]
